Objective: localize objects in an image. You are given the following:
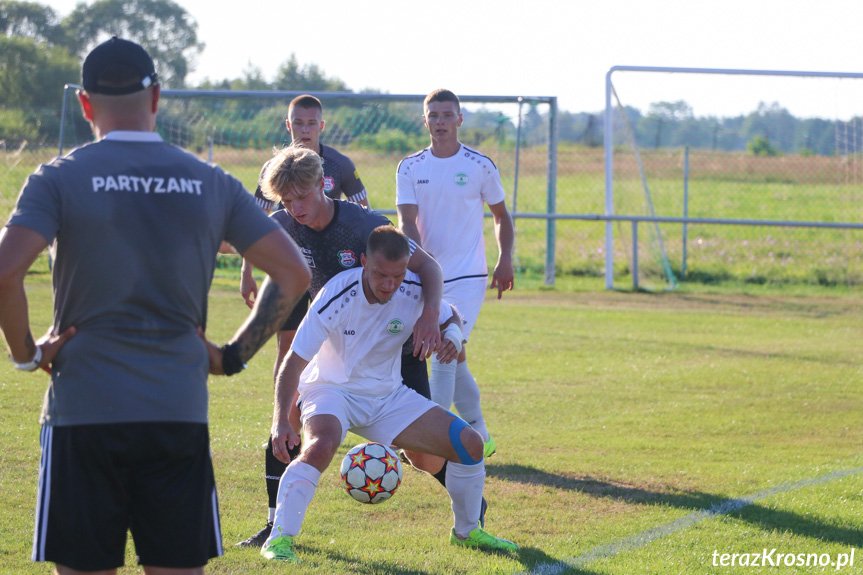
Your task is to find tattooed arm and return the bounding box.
[201,228,310,375]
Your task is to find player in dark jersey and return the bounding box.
[241,94,368,307]
[236,145,446,547]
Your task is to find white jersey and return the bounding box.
[396,144,506,282]
[291,267,453,397]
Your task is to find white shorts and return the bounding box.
[298,384,437,446]
[442,277,487,341]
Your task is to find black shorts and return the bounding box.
[400,345,430,399]
[281,291,312,331]
[33,422,222,571]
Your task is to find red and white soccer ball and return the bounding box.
[339,442,403,504]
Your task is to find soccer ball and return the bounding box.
[339,442,403,504]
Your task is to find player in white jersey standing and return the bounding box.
[396,88,515,459]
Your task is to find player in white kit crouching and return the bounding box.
[261,226,519,562]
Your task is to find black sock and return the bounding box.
[432,460,448,488]
[265,436,302,509]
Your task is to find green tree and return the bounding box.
[0,35,77,108]
[0,35,77,143]
[273,54,349,92]
[62,0,203,87]
[747,135,779,157]
[0,1,70,47]
[644,100,693,148]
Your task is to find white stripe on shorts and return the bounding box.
[211,485,223,557]
[32,424,53,561]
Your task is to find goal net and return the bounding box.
[59,89,556,279]
[606,67,863,288]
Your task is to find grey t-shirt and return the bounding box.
[7,132,277,426]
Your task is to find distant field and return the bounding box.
[1,273,861,574]
[3,143,863,287]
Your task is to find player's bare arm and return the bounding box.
[436,305,463,365]
[219,241,238,255]
[271,349,309,463]
[396,204,423,247]
[206,229,310,374]
[488,200,515,299]
[0,226,76,371]
[406,245,443,358]
[240,257,258,309]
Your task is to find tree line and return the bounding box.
[1,0,856,157]
[559,100,845,157]
[1,0,351,145]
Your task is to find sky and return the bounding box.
[38,0,863,120]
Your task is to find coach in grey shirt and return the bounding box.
[0,37,310,574]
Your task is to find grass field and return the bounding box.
[1,267,861,574]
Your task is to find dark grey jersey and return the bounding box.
[271,201,389,298]
[8,133,277,426]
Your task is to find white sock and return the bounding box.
[429,355,457,409]
[268,507,276,523]
[446,460,486,538]
[268,461,320,543]
[452,361,489,442]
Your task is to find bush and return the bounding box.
[0,109,39,144]
[747,136,779,157]
[355,129,425,154]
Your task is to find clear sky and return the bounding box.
[38,0,863,119]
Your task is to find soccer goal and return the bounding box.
[58,87,560,283]
[604,66,863,289]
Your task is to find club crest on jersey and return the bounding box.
[455,172,468,186]
[386,319,404,334]
[338,250,357,268]
[324,177,334,191]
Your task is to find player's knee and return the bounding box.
[461,426,484,462]
[448,415,483,465]
[302,434,340,466]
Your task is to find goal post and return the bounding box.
[605,65,863,290]
[59,87,559,283]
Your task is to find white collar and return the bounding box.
[103,131,163,143]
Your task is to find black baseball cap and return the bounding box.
[82,36,159,95]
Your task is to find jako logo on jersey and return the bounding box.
[387,319,404,334]
[344,329,356,335]
[455,173,468,186]
[417,179,429,184]
[338,250,357,268]
[301,247,316,268]
[324,177,334,191]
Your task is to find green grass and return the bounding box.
[1,270,861,574]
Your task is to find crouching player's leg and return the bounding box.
[394,406,518,551]
[261,412,344,563]
[398,345,489,527]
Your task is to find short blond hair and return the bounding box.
[260,145,323,202]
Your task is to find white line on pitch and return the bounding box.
[516,465,863,575]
